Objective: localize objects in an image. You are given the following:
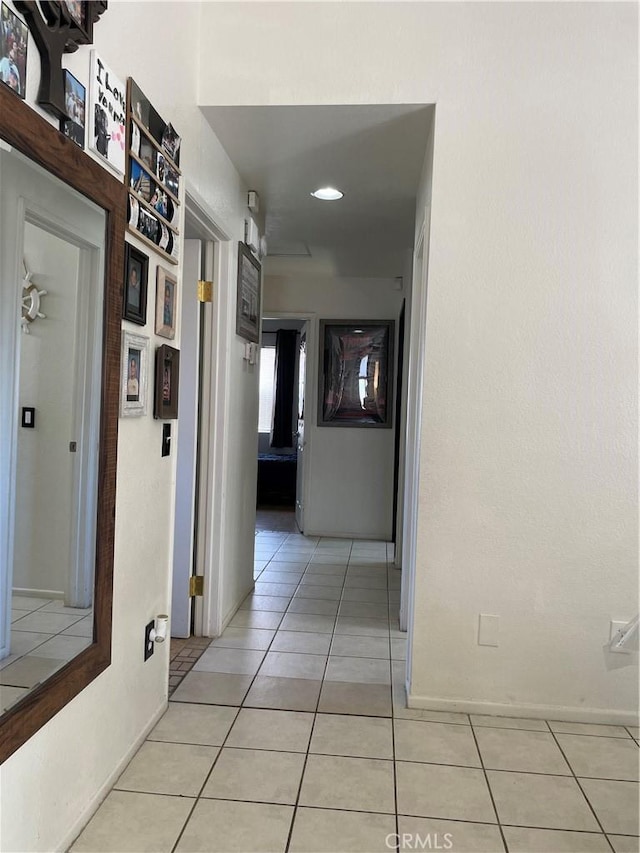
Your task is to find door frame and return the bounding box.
[180,187,232,638]
[400,211,431,698]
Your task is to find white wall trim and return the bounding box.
[303,528,392,541]
[13,587,64,599]
[407,690,640,727]
[183,187,232,640]
[57,699,168,853]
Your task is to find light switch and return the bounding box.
[478,613,500,647]
[21,407,35,428]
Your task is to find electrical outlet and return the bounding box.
[144,620,155,661]
[161,423,171,457]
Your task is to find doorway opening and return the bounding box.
[168,193,229,695]
[256,315,310,537]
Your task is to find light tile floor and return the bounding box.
[72,526,639,852]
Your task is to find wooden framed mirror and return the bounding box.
[0,82,125,764]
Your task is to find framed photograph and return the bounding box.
[318,320,394,428]
[157,154,180,198]
[123,243,148,325]
[155,267,177,339]
[154,344,180,419]
[88,50,126,176]
[130,160,155,202]
[138,208,160,244]
[60,70,85,148]
[138,137,157,173]
[62,0,84,27]
[120,331,149,417]
[236,241,261,343]
[129,78,150,129]
[0,3,28,99]
[161,122,181,164]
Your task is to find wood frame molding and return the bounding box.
[0,83,125,764]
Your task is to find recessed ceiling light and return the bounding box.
[310,187,344,201]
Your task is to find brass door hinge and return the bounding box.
[197,280,213,303]
[189,575,204,597]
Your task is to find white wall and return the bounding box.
[202,1,638,720]
[265,275,404,539]
[13,225,78,596]
[0,3,256,851]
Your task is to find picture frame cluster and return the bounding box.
[126,78,181,265]
[121,243,180,421]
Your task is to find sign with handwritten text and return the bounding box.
[88,50,126,177]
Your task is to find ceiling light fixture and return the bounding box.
[310,186,344,201]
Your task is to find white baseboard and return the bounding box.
[407,689,639,727]
[57,699,168,853]
[13,587,64,600]
[303,529,391,542]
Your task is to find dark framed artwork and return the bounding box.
[60,70,85,147]
[154,344,180,419]
[123,243,148,325]
[236,241,261,343]
[0,3,28,99]
[318,320,394,428]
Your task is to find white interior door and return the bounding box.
[171,239,201,637]
[295,326,307,531]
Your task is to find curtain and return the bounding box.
[270,329,297,447]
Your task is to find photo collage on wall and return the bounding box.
[0,3,28,99]
[127,78,181,265]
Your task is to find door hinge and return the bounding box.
[189,575,204,597]
[197,280,213,303]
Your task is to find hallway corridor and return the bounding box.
[71,532,639,852]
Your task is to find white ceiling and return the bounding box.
[201,105,434,278]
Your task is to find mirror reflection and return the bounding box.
[0,142,106,714]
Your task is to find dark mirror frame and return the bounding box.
[0,83,125,764]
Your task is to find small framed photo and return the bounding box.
[130,160,155,202]
[62,0,84,28]
[123,243,148,325]
[155,267,177,339]
[60,70,86,148]
[120,331,149,417]
[157,153,180,198]
[154,344,180,419]
[236,241,261,343]
[129,78,150,130]
[161,122,181,164]
[0,3,28,99]
[138,208,159,244]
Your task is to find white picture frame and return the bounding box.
[88,50,126,176]
[120,331,149,417]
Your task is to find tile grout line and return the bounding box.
[547,727,618,852]
[283,537,354,853]
[168,700,244,853]
[468,716,510,853]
